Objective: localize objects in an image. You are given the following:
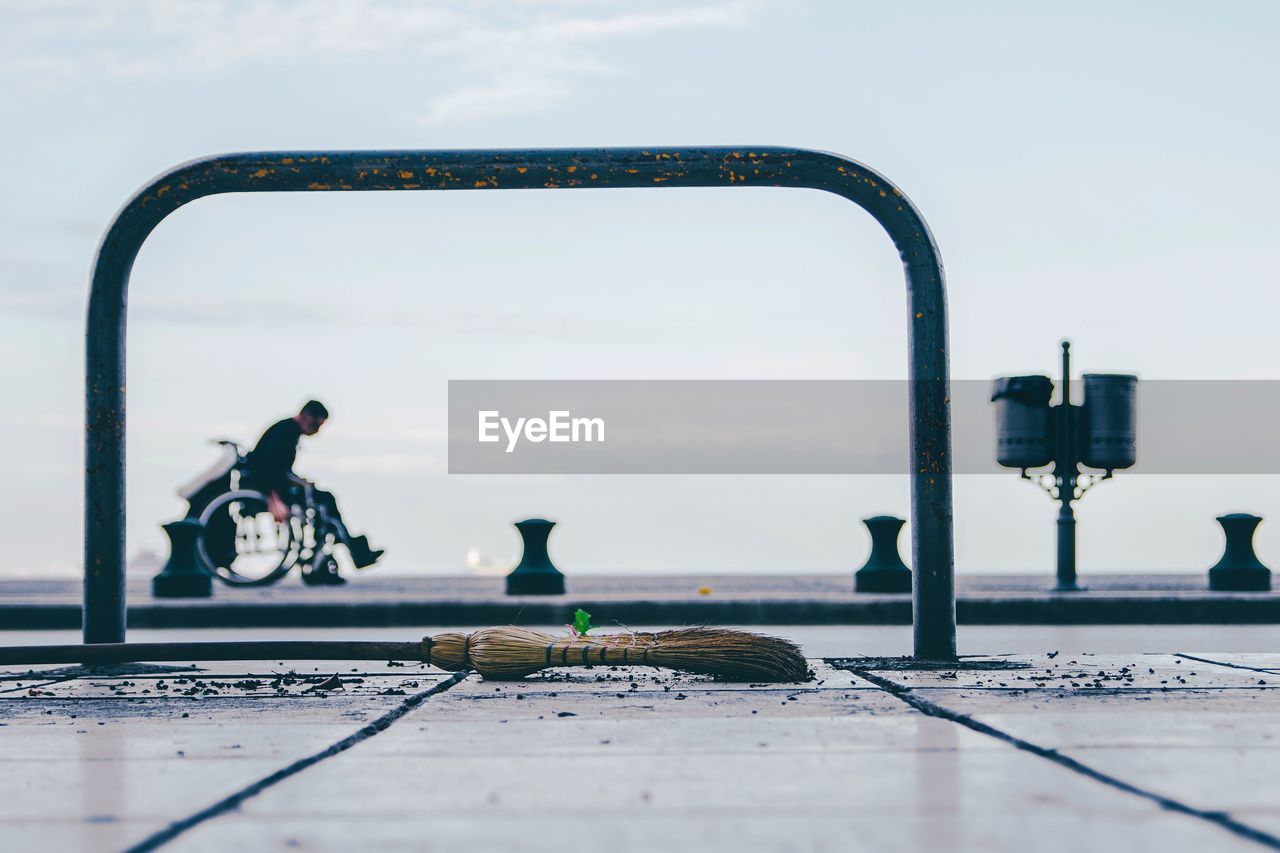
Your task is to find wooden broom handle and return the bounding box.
[0,640,425,667]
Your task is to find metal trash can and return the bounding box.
[1081,373,1137,470]
[992,375,1054,469]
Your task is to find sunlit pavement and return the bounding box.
[2,635,1279,851]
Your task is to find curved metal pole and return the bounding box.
[85,146,955,659]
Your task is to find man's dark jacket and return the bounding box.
[244,417,302,495]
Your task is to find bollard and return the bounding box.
[505,518,565,595]
[151,520,213,598]
[855,515,912,593]
[1208,513,1272,591]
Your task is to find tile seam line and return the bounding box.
[0,678,66,695]
[1175,652,1278,676]
[845,665,1280,850]
[120,669,470,853]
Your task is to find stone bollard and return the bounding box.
[151,519,213,598]
[505,518,565,595]
[854,515,912,593]
[1208,513,1272,591]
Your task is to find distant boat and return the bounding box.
[464,547,508,576]
[126,548,163,578]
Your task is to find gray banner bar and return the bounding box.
[447,379,1280,474]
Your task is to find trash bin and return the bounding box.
[1081,373,1137,471]
[992,375,1054,469]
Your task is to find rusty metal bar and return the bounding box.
[85,147,956,659]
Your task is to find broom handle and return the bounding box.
[0,641,424,667]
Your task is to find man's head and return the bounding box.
[295,399,329,436]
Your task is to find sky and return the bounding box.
[1,0,1279,579]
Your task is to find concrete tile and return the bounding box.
[0,719,362,761]
[952,709,1280,750]
[947,700,1280,817]
[0,677,68,696]
[6,645,1277,853]
[354,684,970,760]
[369,714,986,759]
[1058,746,1280,812]
[0,659,438,681]
[847,654,1275,691]
[457,659,836,691]
[200,672,1247,844]
[0,675,449,850]
[170,812,1259,853]
[0,756,294,821]
[418,681,903,723]
[0,819,170,852]
[897,686,1280,715]
[227,742,1157,818]
[0,696,408,724]
[1229,809,1280,840]
[17,623,1277,658]
[835,656,1280,845]
[1173,653,1280,673]
[808,658,882,687]
[0,659,452,705]
[18,671,445,699]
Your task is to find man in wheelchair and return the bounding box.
[184,400,384,586]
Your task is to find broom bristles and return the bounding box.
[425,626,808,682]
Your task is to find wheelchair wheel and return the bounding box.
[196,489,300,586]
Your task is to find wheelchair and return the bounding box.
[183,440,343,586]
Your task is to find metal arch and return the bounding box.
[84,146,956,659]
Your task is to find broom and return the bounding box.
[0,626,809,683]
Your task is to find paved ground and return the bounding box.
[5,573,1277,629]
[8,623,1280,658]
[2,633,1279,851]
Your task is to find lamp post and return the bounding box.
[993,341,1137,591]
[1054,341,1082,591]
